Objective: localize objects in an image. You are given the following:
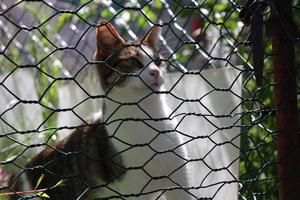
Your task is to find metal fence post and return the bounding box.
[272,0,300,199]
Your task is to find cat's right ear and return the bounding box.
[96,20,124,55]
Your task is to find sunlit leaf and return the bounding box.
[55,13,73,32]
[37,192,50,198]
[101,8,112,19]
[53,179,66,188]
[35,174,45,189]
[154,0,162,9]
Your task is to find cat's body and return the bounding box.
[96,85,191,199]
[13,21,194,199]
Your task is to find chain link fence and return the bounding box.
[0,0,299,199]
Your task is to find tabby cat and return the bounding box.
[13,20,194,200]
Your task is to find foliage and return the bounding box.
[22,2,60,145]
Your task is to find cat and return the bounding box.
[11,20,194,200]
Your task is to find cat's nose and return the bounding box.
[150,69,159,78]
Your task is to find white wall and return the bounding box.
[165,68,242,199]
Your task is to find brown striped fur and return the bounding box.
[14,117,124,199]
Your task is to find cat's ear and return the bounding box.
[96,20,124,54]
[142,25,161,49]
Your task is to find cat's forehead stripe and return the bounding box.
[121,45,139,57]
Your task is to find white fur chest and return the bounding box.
[96,89,189,199]
[104,90,183,168]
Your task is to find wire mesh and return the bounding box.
[0,0,299,199]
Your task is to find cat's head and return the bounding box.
[94,20,165,93]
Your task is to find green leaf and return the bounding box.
[214,3,228,11]
[55,13,73,32]
[52,179,66,188]
[36,192,50,198]
[101,8,112,19]
[154,0,162,9]
[41,37,49,47]
[53,61,61,77]
[80,0,90,5]
[35,174,45,189]
[137,16,147,30]
[142,6,157,22]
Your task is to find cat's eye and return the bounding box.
[119,65,133,73]
[127,58,143,68]
[154,59,162,66]
[116,58,143,73]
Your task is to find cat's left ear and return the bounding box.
[141,25,161,49]
[96,20,125,55]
